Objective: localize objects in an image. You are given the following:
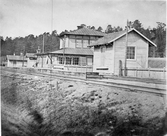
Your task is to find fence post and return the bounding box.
[119,60,123,76]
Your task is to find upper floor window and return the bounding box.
[127,46,135,59]
[76,39,82,48]
[83,40,89,48]
[68,35,100,48]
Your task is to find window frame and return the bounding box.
[66,57,72,65]
[73,57,79,65]
[75,39,82,48]
[58,57,64,64]
[126,46,136,60]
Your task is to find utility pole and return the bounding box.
[42,34,45,68]
[63,35,66,65]
[124,20,129,76]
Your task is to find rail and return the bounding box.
[1,66,166,97]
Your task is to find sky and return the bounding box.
[0,0,166,38]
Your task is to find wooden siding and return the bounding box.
[7,60,27,67]
[93,46,101,71]
[148,58,166,68]
[114,31,148,75]
[93,44,114,73]
[60,37,69,48]
[68,38,76,48]
[27,59,36,67]
[37,56,49,68]
[60,35,100,49]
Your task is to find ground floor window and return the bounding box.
[79,57,87,66]
[66,57,72,65]
[87,57,93,66]
[57,56,92,66]
[58,57,64,64]
[127,46,135,59]
[73,57,79,65]
[58,56,79,65]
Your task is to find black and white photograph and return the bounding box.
[0,0,166,136]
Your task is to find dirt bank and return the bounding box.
[1,71,166,136]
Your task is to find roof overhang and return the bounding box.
[89,28,157,47]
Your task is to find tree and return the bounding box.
[90,26,95,30]
[97,26,103,32]
[1,30,60,56]
[52,30,57,35]
[105,25,113,33]
[155,22,166,57]
[81,24,86,28]
[131,20,143,31]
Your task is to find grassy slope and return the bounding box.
[1,72,166,136]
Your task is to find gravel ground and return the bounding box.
[1,71,166,136]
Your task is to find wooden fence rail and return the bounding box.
[121,68,166,79]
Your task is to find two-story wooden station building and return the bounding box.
[37,26,106,72]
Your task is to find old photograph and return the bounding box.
[0,0,166,136]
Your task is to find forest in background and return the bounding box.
[0,20,166,57]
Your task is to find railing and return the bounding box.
[122,68,166,80]
[51,64,93,72]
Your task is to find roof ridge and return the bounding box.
[89,28,157,47]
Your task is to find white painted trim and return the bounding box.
[104,28,157,47]
[113,41,115,74]
[126,46,136,61]
[146,41,149,68]
[132,28,157,47]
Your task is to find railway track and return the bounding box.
[1,67,166,97]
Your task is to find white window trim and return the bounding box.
[126,45,136,61]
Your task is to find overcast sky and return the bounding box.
[0,0,166,38]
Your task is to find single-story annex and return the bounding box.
[6,55,27,67]
[89,28,157,75]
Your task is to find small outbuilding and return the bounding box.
[89,28,157,75]
[6,55,27,67]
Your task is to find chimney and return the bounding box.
[77,24,86,29]
[77,26,82,29]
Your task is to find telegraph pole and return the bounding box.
[63,35,66,65]
[42,34,45,68]
[124,20,129,76]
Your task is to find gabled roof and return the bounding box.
[25,53,37,58]
[6,55,27,61]
[49,48,93,56]
[89,28,157,47]
[59,27,106,37]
